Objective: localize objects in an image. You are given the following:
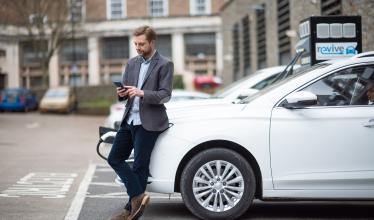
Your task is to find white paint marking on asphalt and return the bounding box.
[90,182,121,187]
[95,168,114,172]
[87,193,182,200]
[0,172,77,198]
[86,192,126,198]
[64,163,96,220]
[25,122,40,129]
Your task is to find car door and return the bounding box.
[270,64,374,191]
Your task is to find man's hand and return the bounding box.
[116,87,128,98]
[124,86,144,98]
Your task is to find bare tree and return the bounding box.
[1,0,77,88]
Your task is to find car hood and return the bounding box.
[166,98,228,110]
[167,102,246,123]
[40,97,68,105]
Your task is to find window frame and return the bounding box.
[69,0,85,22]
[106,0,126,20]
[149,0,168,17]
[190,0,211,16]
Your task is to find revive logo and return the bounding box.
[316,42,358,60]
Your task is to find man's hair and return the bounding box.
[133,25,157,42]
[368,81,374,88]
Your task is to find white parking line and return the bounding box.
[0,172,77,199]
[64,163,96,220]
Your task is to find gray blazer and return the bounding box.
[119,51,174,131]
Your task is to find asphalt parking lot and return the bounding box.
[1,112,374,220]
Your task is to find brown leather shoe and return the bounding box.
[110,209,131,220]
[128,193,150,220]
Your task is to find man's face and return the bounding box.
[367,85,374,102]
[133,34,154,58]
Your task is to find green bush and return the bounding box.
[173,74,185,89]
[79,99,113,108]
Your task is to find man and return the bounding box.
[367,82,374,105]
[108,26,174,220]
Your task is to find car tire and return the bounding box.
[180,148,256,220]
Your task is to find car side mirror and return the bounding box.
[237,88,259,100]
[281,91,317,109]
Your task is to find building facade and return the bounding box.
[0,0,226,90]
[221,0,374,85]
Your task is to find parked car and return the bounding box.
[105,89,210,129]
[105,66,293,129]
[143,54,374,220]
[39,86,76,113]
[169,66,296,109]
[0,88,38,112]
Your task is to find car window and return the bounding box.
[240,63,331,104]
[45,89,68,97]
[301,65,374,106]
[251,74,278,90]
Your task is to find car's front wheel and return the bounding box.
[180,148,256,220]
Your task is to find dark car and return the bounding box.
[0,88,38,112]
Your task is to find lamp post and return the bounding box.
[70,0,78,111]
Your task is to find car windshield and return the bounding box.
[4,89,19,97]
[211,75,252,98]
[240,63,331,104]
[212,67,285,98]
[45,89,68,97]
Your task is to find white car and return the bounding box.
[145,55,374,220]
[167,66,292,110]
[105,66,290,129]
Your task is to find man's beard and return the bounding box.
[140,48,152,58]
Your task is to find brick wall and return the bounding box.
[212,0,226,14]
[86,0,107,21]
[127,0,148,18]
[169,0,189,16]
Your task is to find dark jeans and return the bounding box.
[108,122,160,211]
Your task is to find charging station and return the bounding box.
[296,16,362,66]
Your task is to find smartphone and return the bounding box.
[113,81,124,88]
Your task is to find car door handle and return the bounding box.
[363,119,374,128]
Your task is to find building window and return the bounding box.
[102,37,129,60]
[321,0,342,15]
[190,0,211,15]
[107,0,126,20]
[232,23,240,80]
[185,33,216,75]
[185,33,216,57]
[156,35,172,59]
[149,0,168,17]
[0,49,6,58]
[256,4,266,69]
[109,73,122,83]
[30,76,43,88]
[70,0,85,22]
[242,16,251,76]
[69,74,83,87]
[277,0,291,65]
[60,39,88,62]
[21,41,48,65]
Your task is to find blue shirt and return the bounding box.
[126,55,152,125]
